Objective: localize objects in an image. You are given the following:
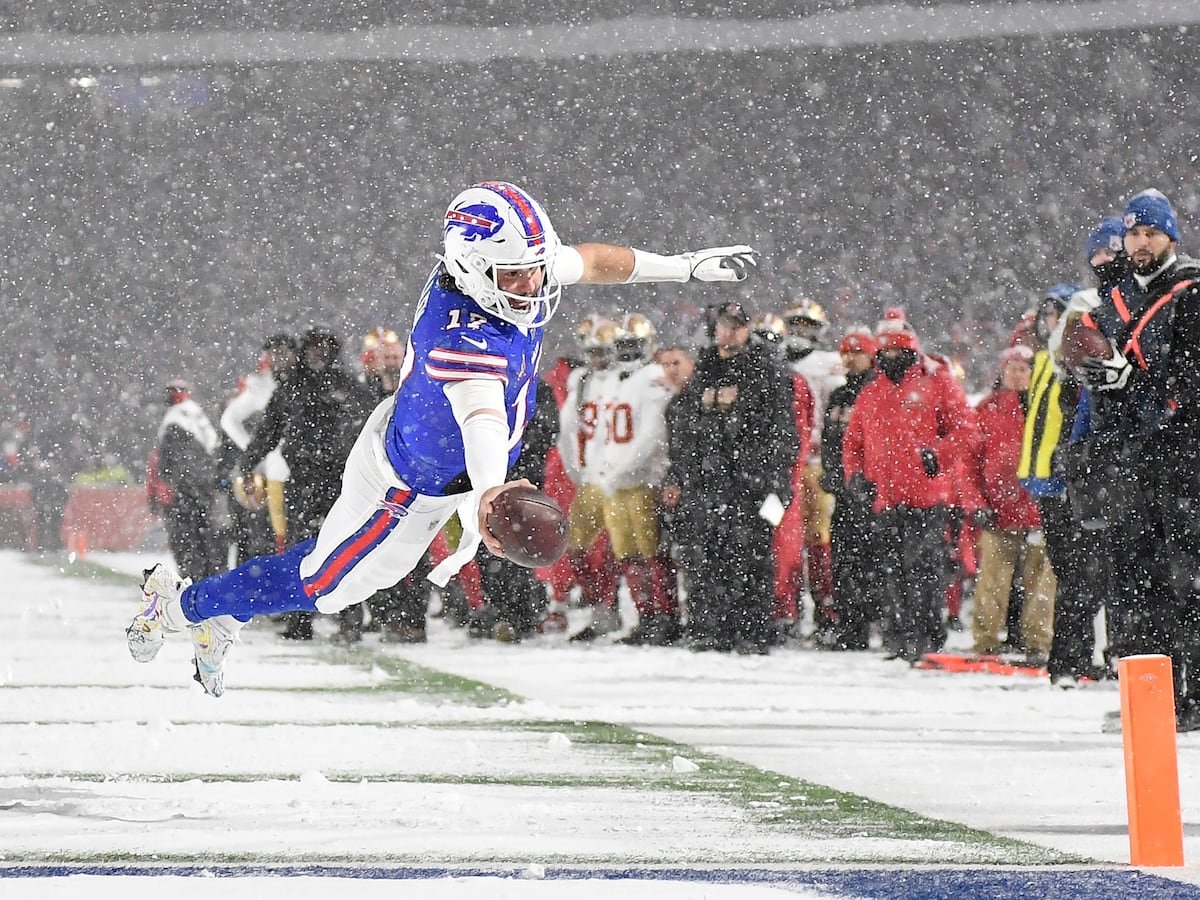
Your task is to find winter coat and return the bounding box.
[820,368,873,494]
[1091,256,1200,449]
[965,389,1042,530]
[156,399,220,505]
[668,344,799,546]
[243,361,375,532]
[843,357,979,512]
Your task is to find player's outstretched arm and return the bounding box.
[563,243,758,285]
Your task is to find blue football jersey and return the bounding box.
[384,268,543,494]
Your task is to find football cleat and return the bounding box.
[190,616,238,698]
[126,564,190,663]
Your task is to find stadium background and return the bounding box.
[0,3,1195,479]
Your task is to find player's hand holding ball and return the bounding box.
[479,480,569,568]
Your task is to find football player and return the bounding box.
[127,180,757,695]
[781,299,845,642]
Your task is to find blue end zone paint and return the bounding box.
[1,865,1198,898]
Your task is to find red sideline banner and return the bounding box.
[0,483,37,550]
[61,484,159,552]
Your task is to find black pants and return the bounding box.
[684,501,774,651]
[371,551,434,630]
[829,493,884,649]
[164,496,224,580]
[1095,432,1200,712]
[477,548,544,637]
[1039,494,1106,679]
[877,504,950,662]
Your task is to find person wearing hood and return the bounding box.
[842,327,980,663]
[965,345,1055,666]
[151,379,224,580]
[667,300,798,654]
[240,326,377,642]
[818,325,882,650]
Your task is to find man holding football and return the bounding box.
[1076,189,1200,730]
[126,180,757,696]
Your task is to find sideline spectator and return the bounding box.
[1076,190,1200,730]
[667,300,798,654]
[966,345,1055,665]
[843,328,980,663]
[781,299,844,641]
[240,327,375,642]
[151,379,224,579]
[819,325,880,650]
[221,334,297,564]
[558,315,623,641]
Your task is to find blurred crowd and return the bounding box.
[0,27,1197,486]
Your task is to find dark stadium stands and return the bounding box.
[0,21,1195,477]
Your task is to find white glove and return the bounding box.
[1078,340,1132,392]
[683,245,758,282]
[758,492,786,527]
[627,246,758,284]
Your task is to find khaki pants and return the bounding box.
[971,528,1056,656]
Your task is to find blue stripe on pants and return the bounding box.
[181,539,319,623]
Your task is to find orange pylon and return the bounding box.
[1119,654,1185,866]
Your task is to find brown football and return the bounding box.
[1060,316,1114,372]
[485,485,569,568]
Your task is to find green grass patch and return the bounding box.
[28,554,140,587]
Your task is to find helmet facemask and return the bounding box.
[441,182,563,328]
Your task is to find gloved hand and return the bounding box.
[1077,341,1132,392]
[920,448,939,478]
[847,472,876,505]
[682,245,758,282]
[758,492,786,527]
[232,472,266,511]
[970,508,996,529]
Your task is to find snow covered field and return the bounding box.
[3,549,1200,898]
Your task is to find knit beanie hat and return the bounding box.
[876,329,919,353]
[1123,190,1179,241]
[839,325,877,355]
[1085,217,1125,261]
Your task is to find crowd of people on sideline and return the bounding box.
[2,26,1197,495]
[111,184,1200,732]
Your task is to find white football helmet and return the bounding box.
[783,298,830,355]
[440,181,562,327]
[614,312,657,363]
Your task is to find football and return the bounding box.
[1060,316,1114,372]
[485,485,569,568]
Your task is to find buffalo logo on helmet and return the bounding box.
[445,204,504,242]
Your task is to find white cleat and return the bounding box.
[126,564,190,663]
[190,616,238,698]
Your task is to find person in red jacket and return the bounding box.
[965,345,1056,665]
[842,328,980,662]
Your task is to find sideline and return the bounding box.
[1,864,1197,898]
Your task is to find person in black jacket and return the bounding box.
[241,326,376,641]
[1076,190,1200,729]
[472,378,560,641]
[819,326,881,651]
[154,380,225,579]
[666,300,798,654]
